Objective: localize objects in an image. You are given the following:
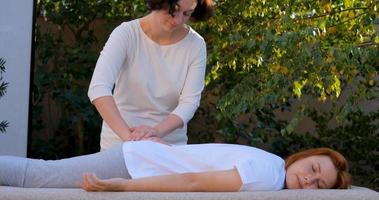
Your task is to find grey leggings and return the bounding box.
[0,144,130,188]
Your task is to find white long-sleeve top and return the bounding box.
[88,19,207,149]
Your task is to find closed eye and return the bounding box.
[312,165,316,173]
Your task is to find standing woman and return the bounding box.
[88,0,214,150]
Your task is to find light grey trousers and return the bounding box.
[0,144,130,188]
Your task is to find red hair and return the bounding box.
[285,147,351,189]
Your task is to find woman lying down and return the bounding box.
[0,140,351,192]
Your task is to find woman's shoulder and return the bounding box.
[186,26,206,45]
[106,19,141,44]
[114,19,140,33]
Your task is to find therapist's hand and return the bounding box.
[129,125,159,141]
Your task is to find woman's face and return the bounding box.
[286,155,338,189]
[154,0,198,32]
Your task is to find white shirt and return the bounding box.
[88,19,207,149]
[123,141,286,191]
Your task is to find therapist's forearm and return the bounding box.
[154,114,183,138]
[92,96,131,141]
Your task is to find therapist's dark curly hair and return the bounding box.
[145,0,214,21]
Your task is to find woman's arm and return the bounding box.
[153,114,183,138]
[170,39,207,126]
[81,168,242,192]
[88,24,134,142]
[93,96,131,141]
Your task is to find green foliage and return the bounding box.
[191,0,379,145]
[32,0,148,157]
[201,0,378,119]
[189,0,379,189]
[0,58,9,133]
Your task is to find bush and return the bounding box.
[190,0,378,190]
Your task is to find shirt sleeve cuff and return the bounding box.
[87,85,113,102]
[171,102,199,124]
